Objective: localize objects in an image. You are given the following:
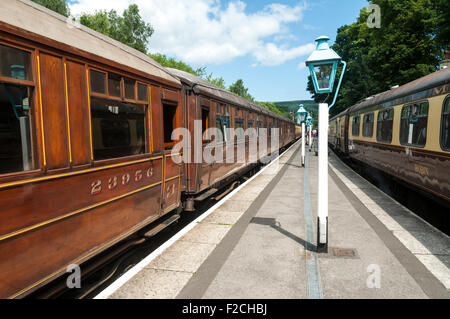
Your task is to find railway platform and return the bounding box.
[96,140,450,299]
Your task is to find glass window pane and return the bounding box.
[216,118,223,136]
[442,99,450,150]
[108,73,121,97]
[377,109,393,143]
[91,97,146,160]
[400,103,428,147]
[314,63,332,90]
[124,78,136,100]
[0,84,36,173]
[444,99,450,114]
[90,70,106,94]
[0,44,32,81]
[235,119,244,140]
[352,116,360,136]
[163,103,177,145]
[363,113,374,137]
[137,83,148,101]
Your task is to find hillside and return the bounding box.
[273,100,318,125]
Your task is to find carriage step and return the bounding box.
[194,188,218,201]
[141,214,180,238]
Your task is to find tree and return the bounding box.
[205,74,226,89]
[308,0,448,117]
[229,79,254,102]
[79,4,153,54]
[32,0,70,17]
[150,53,203,75]
[255,101,289,117]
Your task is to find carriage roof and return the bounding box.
[166,67,293,123]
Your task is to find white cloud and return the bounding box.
[297,61,307,71]
[69,0,314,66]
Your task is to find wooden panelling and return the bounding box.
[0,185,161,299]
[39,52,69,170]
[151,85,162,152]
[162,88,178,103]
[165,155,181,180]
[65,60,90,166]
[0,158,162,239]
[200,97,210,108]
[163,178,180,212]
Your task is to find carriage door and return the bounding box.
[161,88,182,215]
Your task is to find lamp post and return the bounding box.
[306,113,313,150]
[297,105,308,167]
[305,36,347,253]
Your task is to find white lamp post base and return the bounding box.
[317,103,329,253]
[301,122,305,167]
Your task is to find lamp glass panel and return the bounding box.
[314,63,333,90]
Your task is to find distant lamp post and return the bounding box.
[306,113,313,150]
[297,105,308,167]
[305,36,347,253]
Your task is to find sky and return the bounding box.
[68,0,369,102]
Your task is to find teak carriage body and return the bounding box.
[329,68,450,206]
[165,68,297,195]
[0,0,298,298]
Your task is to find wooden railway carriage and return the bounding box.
[165,68,296,198]
[0,0,185,298]
[0,0,298,298]
[329,67,450,206]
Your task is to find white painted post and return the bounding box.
[317,103,328,252]
[301,122,305,167]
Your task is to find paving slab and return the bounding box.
[106,141,449,299]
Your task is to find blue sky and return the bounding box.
[69,0,369,102]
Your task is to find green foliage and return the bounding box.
[274,100,318,124]
[255,101,289,118]
[205,73,227,89]
[308,0,449,117]
[149,53,226,89]
[79,4,153,54]
[229,79,255,102]
[150,53,203,76]
[32,0,70,17]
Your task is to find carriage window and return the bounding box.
[0,84,36,174]
[202,108,209,140]
[90,70,106,94]
[362,113,374,137]
[257,121,262,136]
[235,119,244,140]
[440,97,450,151]
[91,97,146,160]
[377,109,394,143]
[248,120,255,138]
[400,101,428,147]
[0,44,33,81]
[163,103,177,145]
[216,116,229,142]
[352,116,360,136]
[108,73,121,97]
[124,78,136,100]
[137,83,148,102]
